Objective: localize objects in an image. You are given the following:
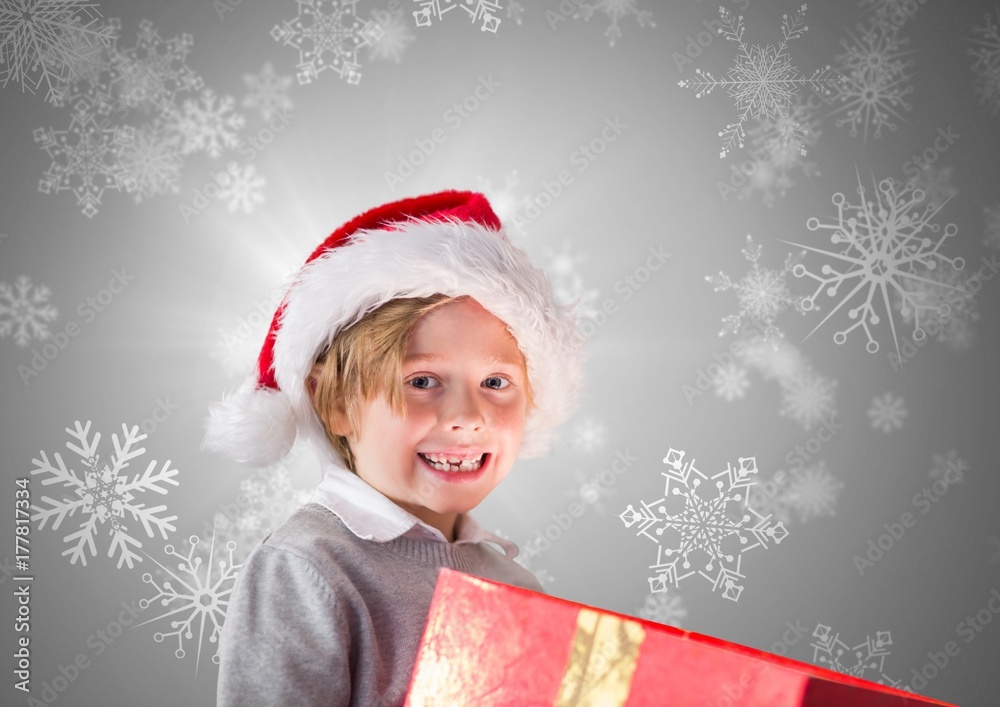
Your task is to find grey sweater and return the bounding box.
[217,502,544,707]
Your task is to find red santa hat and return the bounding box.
[202,189,587,468]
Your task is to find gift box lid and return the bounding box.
[404,568,957,707]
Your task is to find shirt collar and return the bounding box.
[310,456,520,560]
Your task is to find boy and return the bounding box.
[203,190,586,705]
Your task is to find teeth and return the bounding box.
[420,453,484,472]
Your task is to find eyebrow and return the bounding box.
[404,352,523,367]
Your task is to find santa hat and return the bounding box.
[203,189,587,468]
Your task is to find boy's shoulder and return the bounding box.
[258,501,354,559]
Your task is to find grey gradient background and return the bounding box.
[2,0,998,705]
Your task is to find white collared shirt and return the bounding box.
[310,457,520,560]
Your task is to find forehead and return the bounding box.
[404,299,525,367]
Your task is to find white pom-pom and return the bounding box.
[202,379,297,467]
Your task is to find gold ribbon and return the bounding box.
[554,608,646,706]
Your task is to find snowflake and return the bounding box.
[892,262,978,351]
[568,417,607,454]
[678,5,839,158]
[968,10,1000,116]
[928,449,967,485]
[563,467,617,516]
[30,421,179,569]
[712,362,750,402]
[213,466,311,559]
[136,531,241,675]
[635,592,686,628]
[413,0,504,33]
[620,449,788,602]
[572,0,654,47]
[988,536,1000,564]
[507,1,524,25]
[778,367,837,430]
[242,61,294,122]
[737,94,821,207]
[906,164,957,212]
[542,240,601,323]
[810,624,907,688]
[830,20,914,141]
[366,9,414,63]
[0,0,116,103]
[165,89,245,159]
[0,275,58,346]
[784,173,964,356]
[983,202,1000,250]
[216,163,265,214]
[782,462,844,522]
[738,335,809,382]
[867,392,907,433]
[272,0,382,85]
[34,98,135,217]
[114,19,203,114]
[706,234,806,340]
[48,16,121,113]
[476,171,532,237]
[120,120,183,202]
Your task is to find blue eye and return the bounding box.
[484,376,510,390]
[408,376,439,389]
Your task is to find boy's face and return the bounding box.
[339,297,529,539]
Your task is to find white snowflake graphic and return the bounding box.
[781,462,843,523]
[0,0,116,103]
[34,98,135,217]
[572,0,654,47]
[678,5,839,158]
[784,173,965,356]
[867,392,907,433]
[48,16,121,113]
[635,592,686,628]
[366,9,414,63]
[120,120,183,202]
[114,19,204,114]
[620,449,789,602]
[272,0,382,85]
[0,275,58,346]
[968,10,1000,116]
[213,466,312,559]
[906,164,957,212]
[215,163,265,214]
[983,202,1000,250]
[242,61,294,123]
[892,262,978,351]
[830,20,914,141]
[413,0,504,33]
[737,94,821,208]
[706,234,806,340]
[30,421,180,569]
[165,88,245,159]
[543,240,601,323]
[928,449,967,485]
[568,417,607,454]
[563,467,617,517]
[137,531,241,675]
[712,362,750,402]
[506,1,524,25]
[778,367,837,430]
[810,624,907,688]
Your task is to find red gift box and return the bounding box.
[404,569,957,707]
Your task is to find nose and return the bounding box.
[443,381,485,431]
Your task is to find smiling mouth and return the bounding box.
[418,453,488,472]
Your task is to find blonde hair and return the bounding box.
[308,294,536,473]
